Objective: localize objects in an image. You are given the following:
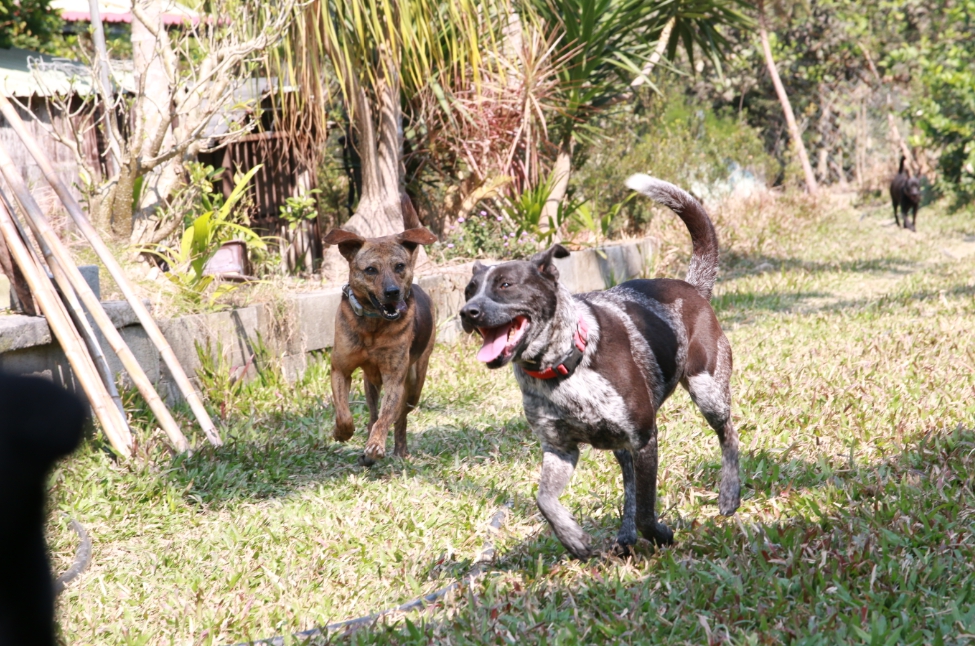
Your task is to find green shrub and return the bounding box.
[572,88,776,236]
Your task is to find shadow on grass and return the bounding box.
[315,426,975,645]
[163,394,532,507]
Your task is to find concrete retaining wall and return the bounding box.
[0,239,653,401]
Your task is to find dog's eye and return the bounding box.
[395,263,406,272]
[499,282,511,289]
[364,266,378,275]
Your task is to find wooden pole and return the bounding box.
[0,200,132,457]
[0,146,190,453]
[87,0,123,177]
[0,94,221,447]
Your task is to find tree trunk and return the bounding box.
[322,62,425,280]
[757,0,817,195]
[539,135,572,238]
[128,0,180,243]
[88,0,122,178]
[632,17,675,89]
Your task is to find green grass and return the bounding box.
[48,194,975,645]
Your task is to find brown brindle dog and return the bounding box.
[323,227,438,465]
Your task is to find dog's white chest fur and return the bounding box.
[518,366,637,449]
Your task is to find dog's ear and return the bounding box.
[530,244,570,282]
[471,260,488,277]
[396,227,438,254]
[324,229,365,262]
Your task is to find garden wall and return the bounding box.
[0,239,653,404]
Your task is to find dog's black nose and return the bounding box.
[384,287,401,300]
[460,303,481,321]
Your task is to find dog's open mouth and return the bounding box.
[369,294,407,320]
[476,315,530,363]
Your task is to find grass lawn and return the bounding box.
[49,192,975,645]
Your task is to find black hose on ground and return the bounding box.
[231,501,513,646]
[54,517,92,595]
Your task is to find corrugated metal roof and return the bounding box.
[0,47,133,98]
[50,0,199,25]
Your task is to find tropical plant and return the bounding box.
[500,169,587,246]
[517,0,751,231]
[147,166,265,305]
[279,189,322,231]
[569,197,628,247]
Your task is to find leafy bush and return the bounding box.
[572,88,775,236]
[891,0,975,204]
[432,208,539,261]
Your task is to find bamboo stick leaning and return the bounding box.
[0,94,222,447]
[1,185,130,431]
[0,200,132,457]
[0,145,190,453]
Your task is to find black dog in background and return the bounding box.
[890,155,921,231]
[0,374,86,646]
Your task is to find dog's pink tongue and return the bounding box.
[476,324,511,362]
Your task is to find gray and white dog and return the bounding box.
[459,175,740,558]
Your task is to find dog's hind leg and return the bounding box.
[537,446,591,558]
[685,367,741,516]
[393,361,423,458]
[613,450,638,549]
[893,198,902,228]
[633,430,674,546]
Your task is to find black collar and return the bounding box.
[341,284,412,320]
[342,284,384,319]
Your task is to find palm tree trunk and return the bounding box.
[538,135,572,238]
[340,66,405,238]
[322,61,427,279]
[757,0,817,195]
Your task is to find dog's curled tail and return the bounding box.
[625,174,719,301]
[898,155,907,175]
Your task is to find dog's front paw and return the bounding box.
[359,442,386,466]
[333,419,354,442]
[719,479,741,516]
[560,531,593,560]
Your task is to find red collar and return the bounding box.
[521,315,589,380]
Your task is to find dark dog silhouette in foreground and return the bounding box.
[0,374,86,646]
[890,155,921,231]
